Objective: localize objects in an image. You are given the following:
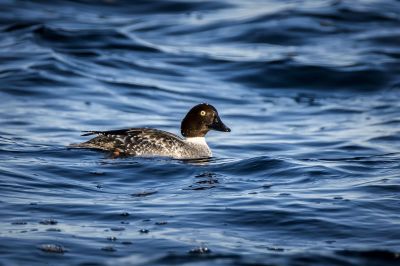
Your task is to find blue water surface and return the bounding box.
[1,0,400,265]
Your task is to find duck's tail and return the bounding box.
[81,131,101,136]
[68,131,100,148]
[68,142,89,149]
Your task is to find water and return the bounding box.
[1,0,400,265]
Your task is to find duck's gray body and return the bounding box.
[72,128,211,159]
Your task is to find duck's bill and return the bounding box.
[209,117,231,132]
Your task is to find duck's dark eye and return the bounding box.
[200,110,206,116]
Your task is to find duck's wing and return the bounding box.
[81,128,137,136]
[75,128,187,155]
[82,128,183,141]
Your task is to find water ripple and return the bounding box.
[1,0,400,265]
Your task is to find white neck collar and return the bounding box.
[185,137,207,145]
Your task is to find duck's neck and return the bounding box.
[185,137,212,157]
[185,137,208,145]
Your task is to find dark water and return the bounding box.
[1,0,400,265]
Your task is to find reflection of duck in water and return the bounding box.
[70,103,230,159]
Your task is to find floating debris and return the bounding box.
[155,221,168,225]
[266,246,285,252]
[101,246,116,252]
[189,247,211,255]
[39,219,58,225]
[46,228,61,232]
[110,227,125,232]
[139,229,149,234]
[39,244,65,254]
[120,212,129,217]
[107,236,117,241]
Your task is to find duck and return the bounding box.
[70,103,230,159]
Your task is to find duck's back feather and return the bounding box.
[71,128,206,158]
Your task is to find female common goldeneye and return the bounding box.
[70,103,230,159]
